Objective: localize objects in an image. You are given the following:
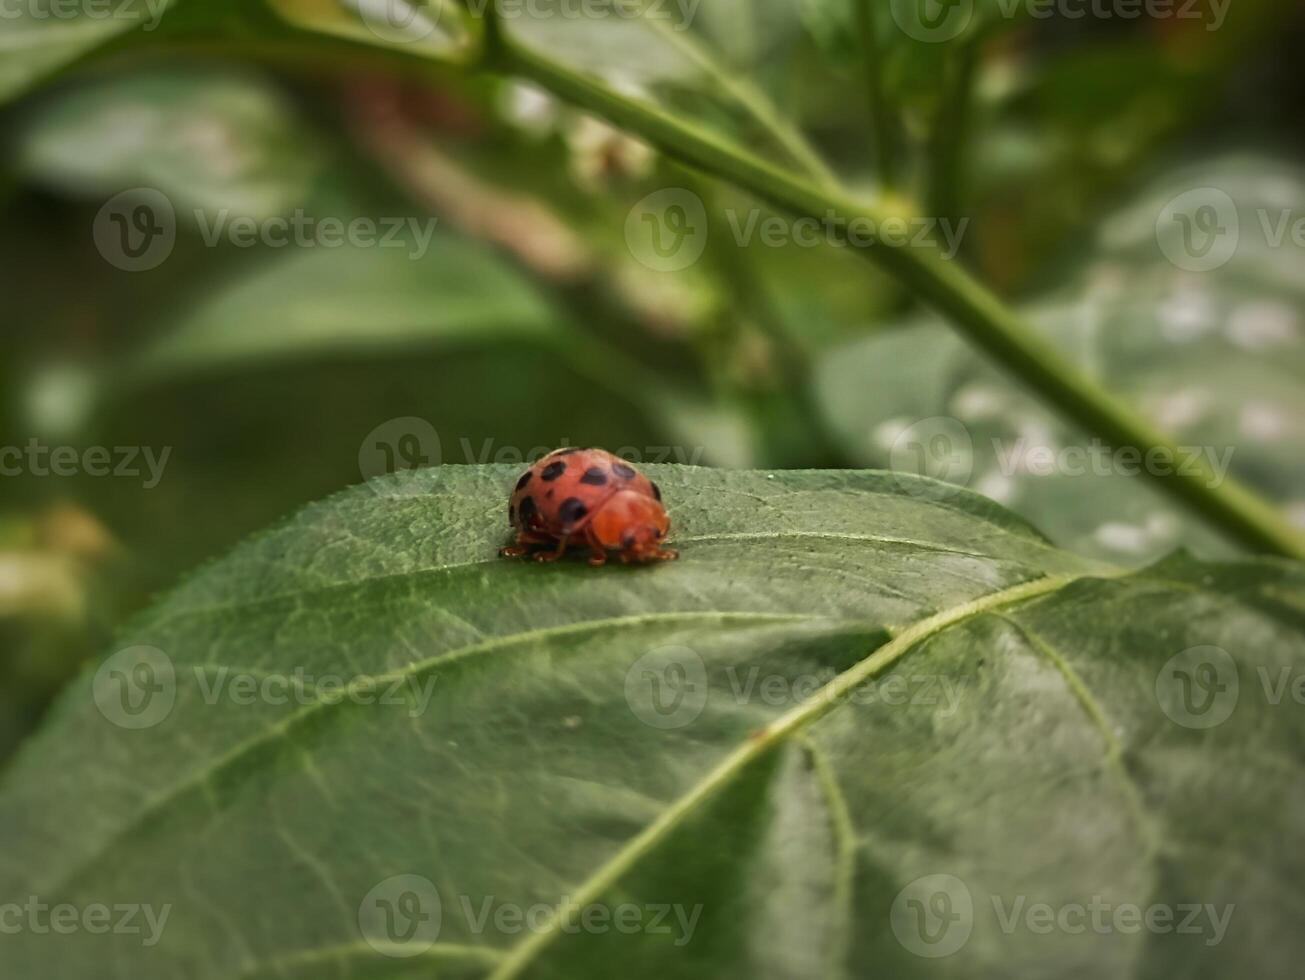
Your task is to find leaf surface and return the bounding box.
[1,466,1302,978]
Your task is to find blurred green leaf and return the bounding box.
[121,230,560,376]
[0,0,173,105]
[15,68,324,221]
[268,0,474,61]
[817,157,1305,562]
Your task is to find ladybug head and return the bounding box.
[590,490,670,559]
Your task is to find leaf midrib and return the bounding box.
[484,571,1103,980]
[35,570,1117,975]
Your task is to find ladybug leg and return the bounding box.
[532,534,570,563]
[619,544,678,563]
[584,526,608,567]
[499,529,552,558]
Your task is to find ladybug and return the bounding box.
[500,448,677,566]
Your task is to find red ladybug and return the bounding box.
[500,448,677,566]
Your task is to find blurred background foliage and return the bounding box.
[2,0,1304,759]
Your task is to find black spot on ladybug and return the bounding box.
[541,461,567,481]
[559,497,588,528]
[650,481,662,501]
[508,503,516,524]
[621,530,636,549]
[612,461,637,480]
[580,467,608,486]
[515,471,532,491]
[518,496,538,528]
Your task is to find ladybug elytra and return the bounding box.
[500,448,677,566]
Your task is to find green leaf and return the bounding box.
[0,0,173,105]
[268,0,475,62]
[118,231,562,377]
[816,156,1305,563]
[493,0,702,87]
[1,465,1302,978]
[15,67,324,222]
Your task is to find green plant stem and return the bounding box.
[927,38,978,230]
[489,34,1305,560]
[645,18,839,190]
[852,0,900,190]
